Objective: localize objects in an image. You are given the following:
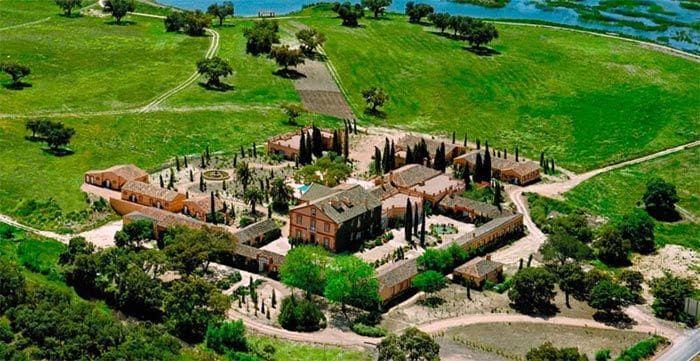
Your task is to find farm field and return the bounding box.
[293,6,700,172]
[436,322,648,360]
[564,146,700,250]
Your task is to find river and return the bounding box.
[157,0,700,53]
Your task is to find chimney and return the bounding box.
[486,254,491,261]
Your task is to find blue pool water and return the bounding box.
[158,0,700,53]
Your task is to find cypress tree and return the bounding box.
[527,254,533,267]
[268,205,272,219]
[299,131,307,165]
[200,154,205,168]
[467,282,471,300]
[497,150,501,158]
[540,151,545,167]
[189,169,194,182]
[233,154,238,168]
[168,168,175,189]
[493,181,503,211]
[414,206,419,235]
[390,141,396,170]
[420,208,426,247]
[382,138,390,173]
[199,173,205,192]
[253,142,257,158]
[175,156,181,171]
[184,156,188,168]
[205,145,210,162]
[504,148,507,159]
[331,129,341,154]
[519,258,523,270]
[159,174,164,188]
[406,146,414,165]
[271,290,276,308]
[476,139,480,150]
[405,199,413,245]
[474,153,483,183]
[344,126,350,161]
[210,192,216,224]
[551,159,555,173]
[241,145,245,158]
[516,146,519,162]
[452,131,455,144]
[463,133,467,147]
[464,165,471,190]
[374,146,382,174]
[353,119,357,134]
[312,125,323,157]
[483,148,492,182]
[305,131,313,162]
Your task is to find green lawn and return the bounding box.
[250,337,372,361]
[564,147,700,250]
[0,109,337,228]
[292,6,699,172]
[0,2,207,114]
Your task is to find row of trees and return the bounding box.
[428,12,499,48]
[164,10,211,36]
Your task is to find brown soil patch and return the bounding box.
[437,322,648,360]
[298,89,354,119]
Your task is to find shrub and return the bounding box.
[595,348,611,361]
[0,320,12,343]
[277,295,326,332]
[239,217,253,227]
[615,336,666,361]
[351,322,387,337]
[205,320,248,355]
[493,277,513,293]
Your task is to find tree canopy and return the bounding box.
[294,153,352,187]
[269,45,305,71]
[324,255,380,312]
[243,19,280,55]
[164,276,230,343]
[508,267,557,315]
[406,2,434,23]
[594,227,630,266]
[650,273,696,323]
[55,0,82,16]
[377,327,440,361]
[332,2,365,26]
[296,28,326,54]
[104,0,135,24]
[643,177,680,221]
[280,245,330,298]
[196,56,233,89]
[617,209,655,254]
[1,61,31,85]
[362,86,389,114]
[361,0,391,18]
[207,1,234,26]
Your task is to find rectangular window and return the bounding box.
[310,220,316,232]
[311,208,316,216]
[296,215,302,224]
[296,230,302,238]
[324,223,330,232]
[323,238,329,247]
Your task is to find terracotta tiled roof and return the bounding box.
[389,164,441,188]
[234,219,280,244]
[409,174,462,197]
[234,244,285,265]
[299,183,336,202]
[381,193,422,211]
[86,164,148,180]
[454,256,503,278]
[439,194,504,219]
[377,258,418,289]
[369,183,399,200]
[122,181,184,202]
[442,213,523,250]
[124,207,207,230]
[184,195,224,212]
[456,150,539,175]
[292,184,381,225]
[396,135,463,156]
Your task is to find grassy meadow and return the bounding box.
[293,6,699,172]
[564,147,700,250]
[1,1,699,232]
[0,2,207,114]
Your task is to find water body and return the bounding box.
[158,0,700,53]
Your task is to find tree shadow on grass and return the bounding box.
[593,310,636,329]
[273,69,307,79]
[42,148,75,157]
[363,108,387,119]
[59,13,83,19]
[510,302,559,317]
[105,20,136,26]
[464,46,501,56]
[197,82,234,92]
[2,82,32,90]
[306,52,327,62]
[24,136,45,143]
[645,207,681,222]
[417,296,445,308]
[430,31,464,41]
